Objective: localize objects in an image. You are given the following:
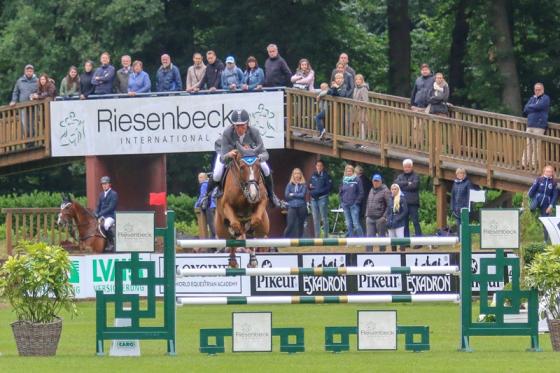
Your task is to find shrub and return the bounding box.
[522,242,547,267]
[167,193,197,224]
[0,192,86,224]
[525,245,560,320]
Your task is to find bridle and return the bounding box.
[231,155,261,204]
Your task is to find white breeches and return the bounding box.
[213,153,270,181]
[103,217,115,231]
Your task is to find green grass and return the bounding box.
[0,301,559,372]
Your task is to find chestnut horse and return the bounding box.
[57,195,107,253]
[215,149,270,268]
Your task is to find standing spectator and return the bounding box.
[264,44,292,87]
[386,184,408,250]
[528,165,558,242]
[333,62,354,93]
[330,53,356,81]
[284,168,308,238]
[339,164,364,237]
[91,52,115,95]
[394,159,422,243]
[427,72,449,116]
[290,58,315,91]
[365,174,391,252]
[196,50,224,92]
[450,168,473,230]
[315,82,329,139]
[242,56,264,91]
[523,83,550,167]
[309,159,332,238]
[31,73,56,100]
[221,56,243,91]
[410,63,435,111]
[10,64,37,105]
[352,74,369,140]
[59,66,80,98]
[79,60,95,99]
[127,60,151,95]
[114,55,132,94]
[194,172,216,240]
[156,53,182,92]
[186,52,206,92]
[354,165,372,233]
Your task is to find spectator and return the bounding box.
[186,52,206,92]
[394,159,422,242]
[339,164,364,237]
[242,56,264,91]
[31,73,56,100]
[410,63,435,111]
[127,60,151,96]
[354,165,372,233]
[91,52,116,95]
[523,82,550,168]
[333,62,354,93]
[221,56,243,91]
[330,52,356,81]
[427,72,449,116]
[59,66,80,98]
[156,53,182,92]
[328,72,352,98]
[284,168,308,238]
[114,55,132,94]
[450,168,473,230]
[290,58,315,91]
[309,159,332,238]
[10,64,37,105]
[196,50,224,92]
[365,174,391,252]
[528,165,558,242]
[264,44,292,87]
[386,184,408,250]
[315,82,329,139]
[79,60,95,99]
[352,73,369,140]
[194,172,216,240]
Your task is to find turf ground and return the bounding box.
[0,301,559,373]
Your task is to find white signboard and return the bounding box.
[109,311,141,356]
[115,212,155,253]
[539,217,560,244]
[357,310,397,350]
[480,209,519,249]
[232,312,272,352]
[50,91,285,156]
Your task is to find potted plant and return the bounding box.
[525,245,560,351]
[0,241,77,356]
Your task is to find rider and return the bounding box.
[203,109,281,208]
[95,176,118,251]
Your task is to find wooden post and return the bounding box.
[286,90,292,147]
[434,179,448,228]
[5,210,12,256]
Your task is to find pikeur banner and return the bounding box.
[50,91,285,156]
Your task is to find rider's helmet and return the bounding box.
[100,176,111,184]
[231,109,250,126]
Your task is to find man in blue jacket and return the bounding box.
[309,159,332,237]
[156,54,182,92]
[91,52,116,95]
[523,82,550,167]
[95,176,118,252]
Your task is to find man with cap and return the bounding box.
[10,64,38,143]
[203,109,282,208]
[95,176,118,252]
[221,56,243,91]
[364,173,391,252]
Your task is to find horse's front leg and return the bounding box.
[222,204,243,268]
[250,197,268,231]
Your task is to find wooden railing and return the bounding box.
[286,89,560,188]
[2,208,78,256]
[368,91,560,137]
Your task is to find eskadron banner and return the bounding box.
[50,91,285,156]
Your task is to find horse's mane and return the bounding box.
[69,199,97,219]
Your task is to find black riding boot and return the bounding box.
[105,227,115,252]
[263,174,282,208]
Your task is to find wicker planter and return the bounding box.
[548,319,560,351]
[11,317,62,356]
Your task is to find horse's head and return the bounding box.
[57,193,76,227]
[234,144,262,204]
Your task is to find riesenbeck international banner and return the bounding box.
[50,91,285,156]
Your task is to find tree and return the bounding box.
[448,0,470,104]
[387,0,411,96]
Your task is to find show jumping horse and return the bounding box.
[57,195,108,253]
[215,147,270,268]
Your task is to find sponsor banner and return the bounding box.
[50,91,285,156]
[301,254,348,295]
[480,209,520,249]
[115,212,155,253]
[232,312,272,352]
[357,311,397,350]
[170,254,251,297]
[252,255,299,293]
[355,254,402,292]
[404,254,453,294]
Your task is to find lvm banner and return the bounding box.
[50,91,285,156]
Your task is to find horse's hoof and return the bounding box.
[229,259,239,268]
[248,254,258,268]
